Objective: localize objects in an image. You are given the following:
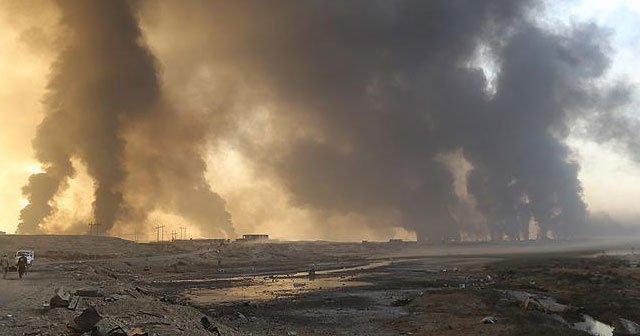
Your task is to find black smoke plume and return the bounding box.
[142,0,632,242]
[18,0,632,241]
[142,1,627,241]
[18,0,233,237]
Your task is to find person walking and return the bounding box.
[16,255,27,279]
[0,254,10,279]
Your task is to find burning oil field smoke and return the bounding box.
[17,0,233,237]
[140,0,628,242]
[16,0,634,241]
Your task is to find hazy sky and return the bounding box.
[544,0,640,221]
[0,0,639,240]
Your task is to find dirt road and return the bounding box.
[0,269,47,311]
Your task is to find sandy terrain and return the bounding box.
[1,235,639,335]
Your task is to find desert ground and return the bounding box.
[1,235,640,335]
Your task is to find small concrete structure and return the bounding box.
[237,234,269,242]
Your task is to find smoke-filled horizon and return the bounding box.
[7,0,639,241]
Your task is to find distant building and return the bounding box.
[239,234,269,242]
[389,239,417,245]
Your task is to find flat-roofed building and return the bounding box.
[240,234,269,241]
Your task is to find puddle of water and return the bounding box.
[502,290,614,336]
[155,260,394,284]
[572,315,614,336]
[187,276,372,304]
[294,260,393,276]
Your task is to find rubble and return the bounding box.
[613,318,640,336]
[68,306,102,333]
[235,312,248,323]
[77,287,104,297]
[391,298,414,307]
[68,295,82,310]
[201,316,221,335]
[503,290,572,314]
[572,315,615,336]
[6,236,640,336]
[94,319,148,336]
[50,287,71,308]
[481,316,497,324]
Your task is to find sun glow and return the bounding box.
[25,163,44,175]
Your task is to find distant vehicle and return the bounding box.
[15,250,34,267]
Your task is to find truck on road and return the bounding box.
[15,249,34,267]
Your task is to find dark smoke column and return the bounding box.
[18,0,234,237]
[18,0,158,234]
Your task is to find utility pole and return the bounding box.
[179,227,187,240]
[171,230,177,241]
[88,222,101,236]
[155,224,165,242]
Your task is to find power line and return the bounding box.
[88,222,102,236]
[155,224,165,242]
[122,225,139,243]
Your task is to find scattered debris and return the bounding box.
[481,316,497,324]
[503,290,572,314]
[94,318,126,336]
[68,306,102,333]
[77,286,104,297]
[67,295,82,310]
[138,310,164,319]
[134,286,149,295]
[235,312,248,323]
[50,287,71,308]
[613,318,640,335]
[105,294,128,302]
[201,316,221,335]
[93,318,149,336]
[391,298,414,307]
[127,327,148,336]
[125,289,141,299]
[572,315,614,336]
